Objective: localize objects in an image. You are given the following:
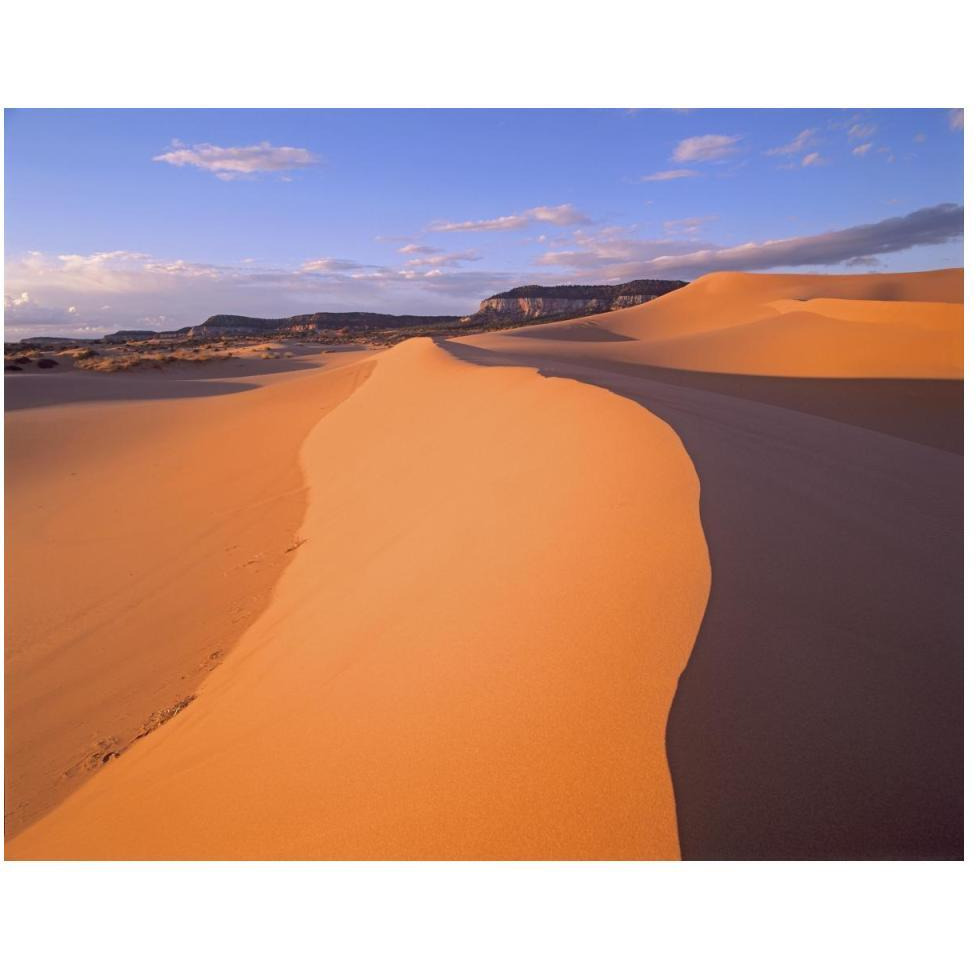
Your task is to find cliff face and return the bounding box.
[462,279,687,325]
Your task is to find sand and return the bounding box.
[6,338,710,859]
[483,269,963,379]
[5,347,376,837]
[4,268,962,860]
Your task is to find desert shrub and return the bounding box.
[5,364,23,372]
[36,358,59,369]
[75,348,235,372]
[76,354,138,372]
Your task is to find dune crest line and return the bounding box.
[8,337,710,860]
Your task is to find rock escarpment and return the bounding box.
[462,280,687,325]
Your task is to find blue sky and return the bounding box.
[4,108,964,338]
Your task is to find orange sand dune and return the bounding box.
[7,338,709,860]
[4,348,375,837]
[477,269,963,378]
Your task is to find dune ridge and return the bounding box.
[7,338,710,860]
[479,269,963,378]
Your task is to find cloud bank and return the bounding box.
[537,204,963,278]
[3,249,519,338]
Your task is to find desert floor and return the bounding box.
[4,270,963,859]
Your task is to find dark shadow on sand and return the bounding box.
[3,356,321,412]
[507,321,636,343]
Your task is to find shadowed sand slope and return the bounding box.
[4,351,375,838]
[7,338,710,860]
[445,338,962,859]
[491,269,963,378]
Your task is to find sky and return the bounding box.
[3,108,964,339]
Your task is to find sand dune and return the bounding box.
[475,269,963,378]
[4,348,375,837]
[6,338,709,860]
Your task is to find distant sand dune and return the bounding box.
[489,269,963,378]
[7,338,709,859]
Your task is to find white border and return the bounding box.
[2,2,971,974]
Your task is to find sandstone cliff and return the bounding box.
[462,279,687,325]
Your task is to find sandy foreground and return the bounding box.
[4,269,963,859]
[6,338,709,859]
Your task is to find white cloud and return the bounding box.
[640,169,697,182]
[848,122,877,141]
[672,134,742,163]
[663,215,718,236]
[300,258,373,273]
[153,140,319,180]
[535,230,705,270]
[764,129,817,156]
[397,244,441,255]
[801,152,826,167]
[141,258,224,278]
[948,108,964,131]
[430,203,590,232]
[403,250,481,269]
[852,142,873,157]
